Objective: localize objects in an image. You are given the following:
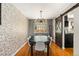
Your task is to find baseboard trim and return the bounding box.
[11,41,27,56]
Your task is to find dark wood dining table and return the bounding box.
[29,35,50,56]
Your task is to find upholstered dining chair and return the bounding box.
[34,35,48,56]
[34,41,45,56]
[27,36,31,55]
[27,36,31,46]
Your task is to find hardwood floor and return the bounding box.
[15,42,73,56]
[15,43,30,56]
[50,42,73,56]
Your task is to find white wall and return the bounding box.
[52,19,55,42]
[73,7,79,56]
[0,3,28,56]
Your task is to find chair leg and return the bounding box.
[35,51,46,56]
[43,51,44,56]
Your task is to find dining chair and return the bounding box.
[34,41,45,56]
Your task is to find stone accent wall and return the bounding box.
[0,3,28,56]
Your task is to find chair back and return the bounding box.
[35,41,45,51]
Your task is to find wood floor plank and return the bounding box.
[15,42,73,56]
[15,43,29,56]
[50,42,73,56]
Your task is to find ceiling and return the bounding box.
[12,3,76,19]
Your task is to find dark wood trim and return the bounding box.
[62,3,79,16]
[0,3,1,25]
[56,3,79,19]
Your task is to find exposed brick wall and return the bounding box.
[0,3,28,56]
